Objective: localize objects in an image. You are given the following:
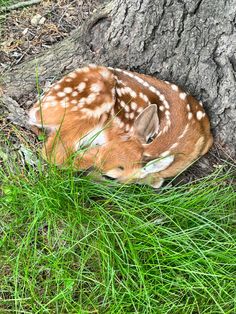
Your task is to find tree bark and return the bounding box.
[1,0,236,157]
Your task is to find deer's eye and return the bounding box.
[117,166,124,170]
[147,136,155,144]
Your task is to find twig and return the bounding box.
[0,0,41,13]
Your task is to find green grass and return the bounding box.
[0,0,14,8]
[0,133,236,313]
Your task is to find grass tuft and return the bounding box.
[0,131,236,313]
[0,0,14,8]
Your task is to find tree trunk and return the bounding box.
[1,0,236,157]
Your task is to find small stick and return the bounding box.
[0,0,41,12]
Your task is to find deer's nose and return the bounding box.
[102,175,116,181]
[78,167,95,176]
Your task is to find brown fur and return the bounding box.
[28,65,213,187]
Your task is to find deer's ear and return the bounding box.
[133,104,159,143]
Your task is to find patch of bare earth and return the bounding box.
[0,0,100,72]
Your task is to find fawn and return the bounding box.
[28,65,213,188]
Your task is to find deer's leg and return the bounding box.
[42,125,102,170]
[137,174,164,189]
[42,131,73,165]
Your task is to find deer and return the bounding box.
[28,64,213,188]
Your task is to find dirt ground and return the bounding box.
[0,0,234,184]
[0,0,100,72]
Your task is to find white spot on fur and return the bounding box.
[126,71,135,78]
[143,81,150,87]
[135,76,144,84]
[163,100,170,109]
[90,83,102,93]
[139,92,149,103]
[42,103,49,109]
[65,78,73,82]
[81,102,113,118]
[57,92,66,98]
[71,99,77,104]
[116,79,124,85]
[170,142,178,149]
[49,101,58,107]
[79,97,87,105]
[124,105,130,112]
[113,117,121,125]
[72,91,78,97]
[188,112,193,120]
[149,86,158,94]
[129,89,137,98]
[44,95,56,101]
[163,126,169,133]
[54,84,61,90]
[131,102,137,110]
[64,87,73,94]
[88,64,97,69]
[116,88,122,97]
[156,130,163,138]
[129,112,135,119]
[82,66,90,72]
[120,87,127,95]
[186,104,191,111]
[166,119,171,127]
[68,72,77,78]
[76,82,86,93]
[171,84,178,91]
[160,94,165,101]
[99,69,111,79]
[178,124,189,139]
[125,124,130,132]
[199,101,203,107]
[112,87,116,98]
[196,111,204,120]
[159,105,165,111]
[179,92,187,100]
[125,113,129,119]
[160,150,171,157]
[120,100,126,108]
[86,93,97,104]
[119,121,124,128]
[60,101,69,108]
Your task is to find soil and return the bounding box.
[0,0,100,72]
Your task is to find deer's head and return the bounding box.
[75,104,174,185]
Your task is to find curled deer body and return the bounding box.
[28,65,213,188]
